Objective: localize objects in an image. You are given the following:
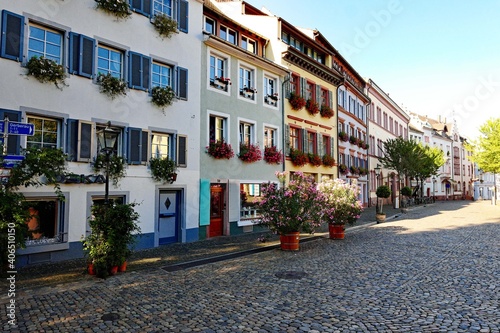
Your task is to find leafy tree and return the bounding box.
[412,144,445,197]
[0,146,67,276]
[465,118,500,174]
[378,137,420,187]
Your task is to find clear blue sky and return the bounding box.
[247,0,500,139]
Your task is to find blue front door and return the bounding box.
[158,190,180,245]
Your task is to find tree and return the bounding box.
[412,144,445,197]
[378,137,420,189]
[465,118,500,174]
[0,146,67,276]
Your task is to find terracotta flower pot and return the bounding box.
[329,224,345,239]
[87,263,96,275]
[279,232,300,251]
[118,261,127,272]
[109,265,119,275]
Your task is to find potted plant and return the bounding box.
[151,13,178,39]
[263,146,283,164]
[97,73,127,99]
[318,179,364,239]
[349,135,359,145]
[376,185,392,223]
[95,0,132,19]
[92,154,127,186]
[26,56,66,89]
[349,165,360,175]
[400,186,412,212]
[206,140,234,159]
[320,104,334,118]
[238,143,262,163]
[339,131,349,142]
[289,148,308,167]
[258,172,324,250]
[151,86,176,111]
[149,156,178,183]
[288,92,306,110]
[339,163,348,175]
[305,99,320,115]
[308,153,322,167]
[322,154,335,167]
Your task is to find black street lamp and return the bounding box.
[96,122,119,205]
[374,164,381,187]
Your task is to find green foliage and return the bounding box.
[465,118,500,174]
[92,154,126,186]
[152,13,178,39]
[401,186,412,197]
[149,156,178,183]
[97,73,127,99]
[318,179,364,225]
[26,56,66,89]
[151,86,176,110]
[376,185,392,198]
[95,0,132,19]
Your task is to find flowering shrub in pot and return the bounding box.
[206,140,234,159]
[319,178,363,226]
[288,92,306,110]
[26,56,66,89]
[149,156,178,183]
[258,171,325,235]
[339,163,348,175]
[238,143,262,163]
[263,146,283,164]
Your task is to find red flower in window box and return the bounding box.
[322,154,335,167]
[308,153,322,167]
[289,148,308,167]
[206,140,234,159]
[264,146,283,165]
[306,99,320,115]
[339,164,348,175]
[349,166,360,175]
[215,77,231,85]
[349,135,359,145]
[320,104,334,118]
[339,131,349,142]
[289,92,306,111]
[238,143,262,163]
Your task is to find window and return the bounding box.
[306,131,316,154]
[27,116,60,149]
[152,62,172,88]
[151,133,171,159]
[306,81,315,101]
[290,126,301,150]
[28,24,63,63]
[239,122,254,145]
[209,54,228,91]
[97,45,123,78]
[241,36,256,54]
[209,115,227,142]
[264,76,277,106]
[321,135,331,156]
[205,17,215,34]
[290,73,300,95]
[239,66,255,99]
[220,26,236,45]
[281,31,289,44]
[25,199,66,246]
[0,109,21,155]
[264,127,277,148]
[153,0,173,17]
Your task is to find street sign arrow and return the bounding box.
[4,121,35,135]
[2,155,25,168]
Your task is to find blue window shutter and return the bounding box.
[131,0,151,17]
[178,0,189,33]
[199,179,210,226]
[129,52,150,90]
[177,135,187,167]
[66,119,92,162]
[1,10,24,61]
[66,119,78,161]
[177,66,188,100]
[141,130,149,163]
[0,109,21,155]
[127,127,142,164]
[69,33,95,78]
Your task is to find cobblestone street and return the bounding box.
[2,200,499,332]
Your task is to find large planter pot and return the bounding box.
[87,263,96,275]
[280,232,300,251]
[118,261,127,272]
[109,265,119,276]
[329,224,345,239]
[376,213,386,223]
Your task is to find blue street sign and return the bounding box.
[2,155,25,168]
[0,121,35,135]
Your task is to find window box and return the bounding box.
[152,13,178,39]
[151,86,176,110]
[306,99,320,116]
[349,135,359,145]
[339,164,348,175]
[263,146,283,165]
[92,154,127,186]
[320,104,334,118]
[97,73,127,99]
[95,0,132,19]
[289,148,308,167]
[206,140,234,159]
[240,87,257,99]
[265,93,279,106]
[149,156,178,184]
[322,154,335,167]
[238,143,262,163]
[308,153,322,167]
[289,92,306,111]
[339,131,349,142]
[26,56,66,89]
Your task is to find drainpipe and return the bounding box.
[281,73,291,173]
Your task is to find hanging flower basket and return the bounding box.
[306,99,320,115]
[320,104,334,118]
[152,13,178,39]
[151,86,175,110]
[288,92,306,111]
[97,73,127,99]
[92,154,127,186]
[308,153,322,167]
[95,0,132,19]
[322,154,335,167]
[238,143,262,163]
[289,148,308,167]
[206,140,234,159]
[26,56,66,89]
[263,146,283,165]
[149,156,178,183]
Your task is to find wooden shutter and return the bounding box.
[1,10,24,61]
[301,129,307,153]
[127,127,142,165]
[284,125,290,155]
[300,77,306,99]
[316,85,321,105]
[317,134,323,156]
[330,137,335,157]
[177,135,187,167]
[328,90,333,109]
[66,119,93,162]
[178,0,189,33]
[129,52,150,90]
[131,0,152,17]
[69,33,95,78]
[0,109,21,155]
[177,66,188,100]
[141,130,149,163]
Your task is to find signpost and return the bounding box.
[1,118,35,157]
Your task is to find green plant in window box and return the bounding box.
[97,73,127,99]
[92,154,127,186]
[151,86,176,111]
[95,0,132,19]
[149,156,178,184]
[26,56,67,89]
[152,13,178,39]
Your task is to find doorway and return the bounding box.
[158,190,181,245]
[209,184,225,237]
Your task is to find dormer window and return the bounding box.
[220,26,237,45]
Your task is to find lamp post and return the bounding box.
[432,176,436,202]
[374,164,381,209]
[96,122,119,205]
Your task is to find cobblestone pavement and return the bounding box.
[2,200,499,332]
